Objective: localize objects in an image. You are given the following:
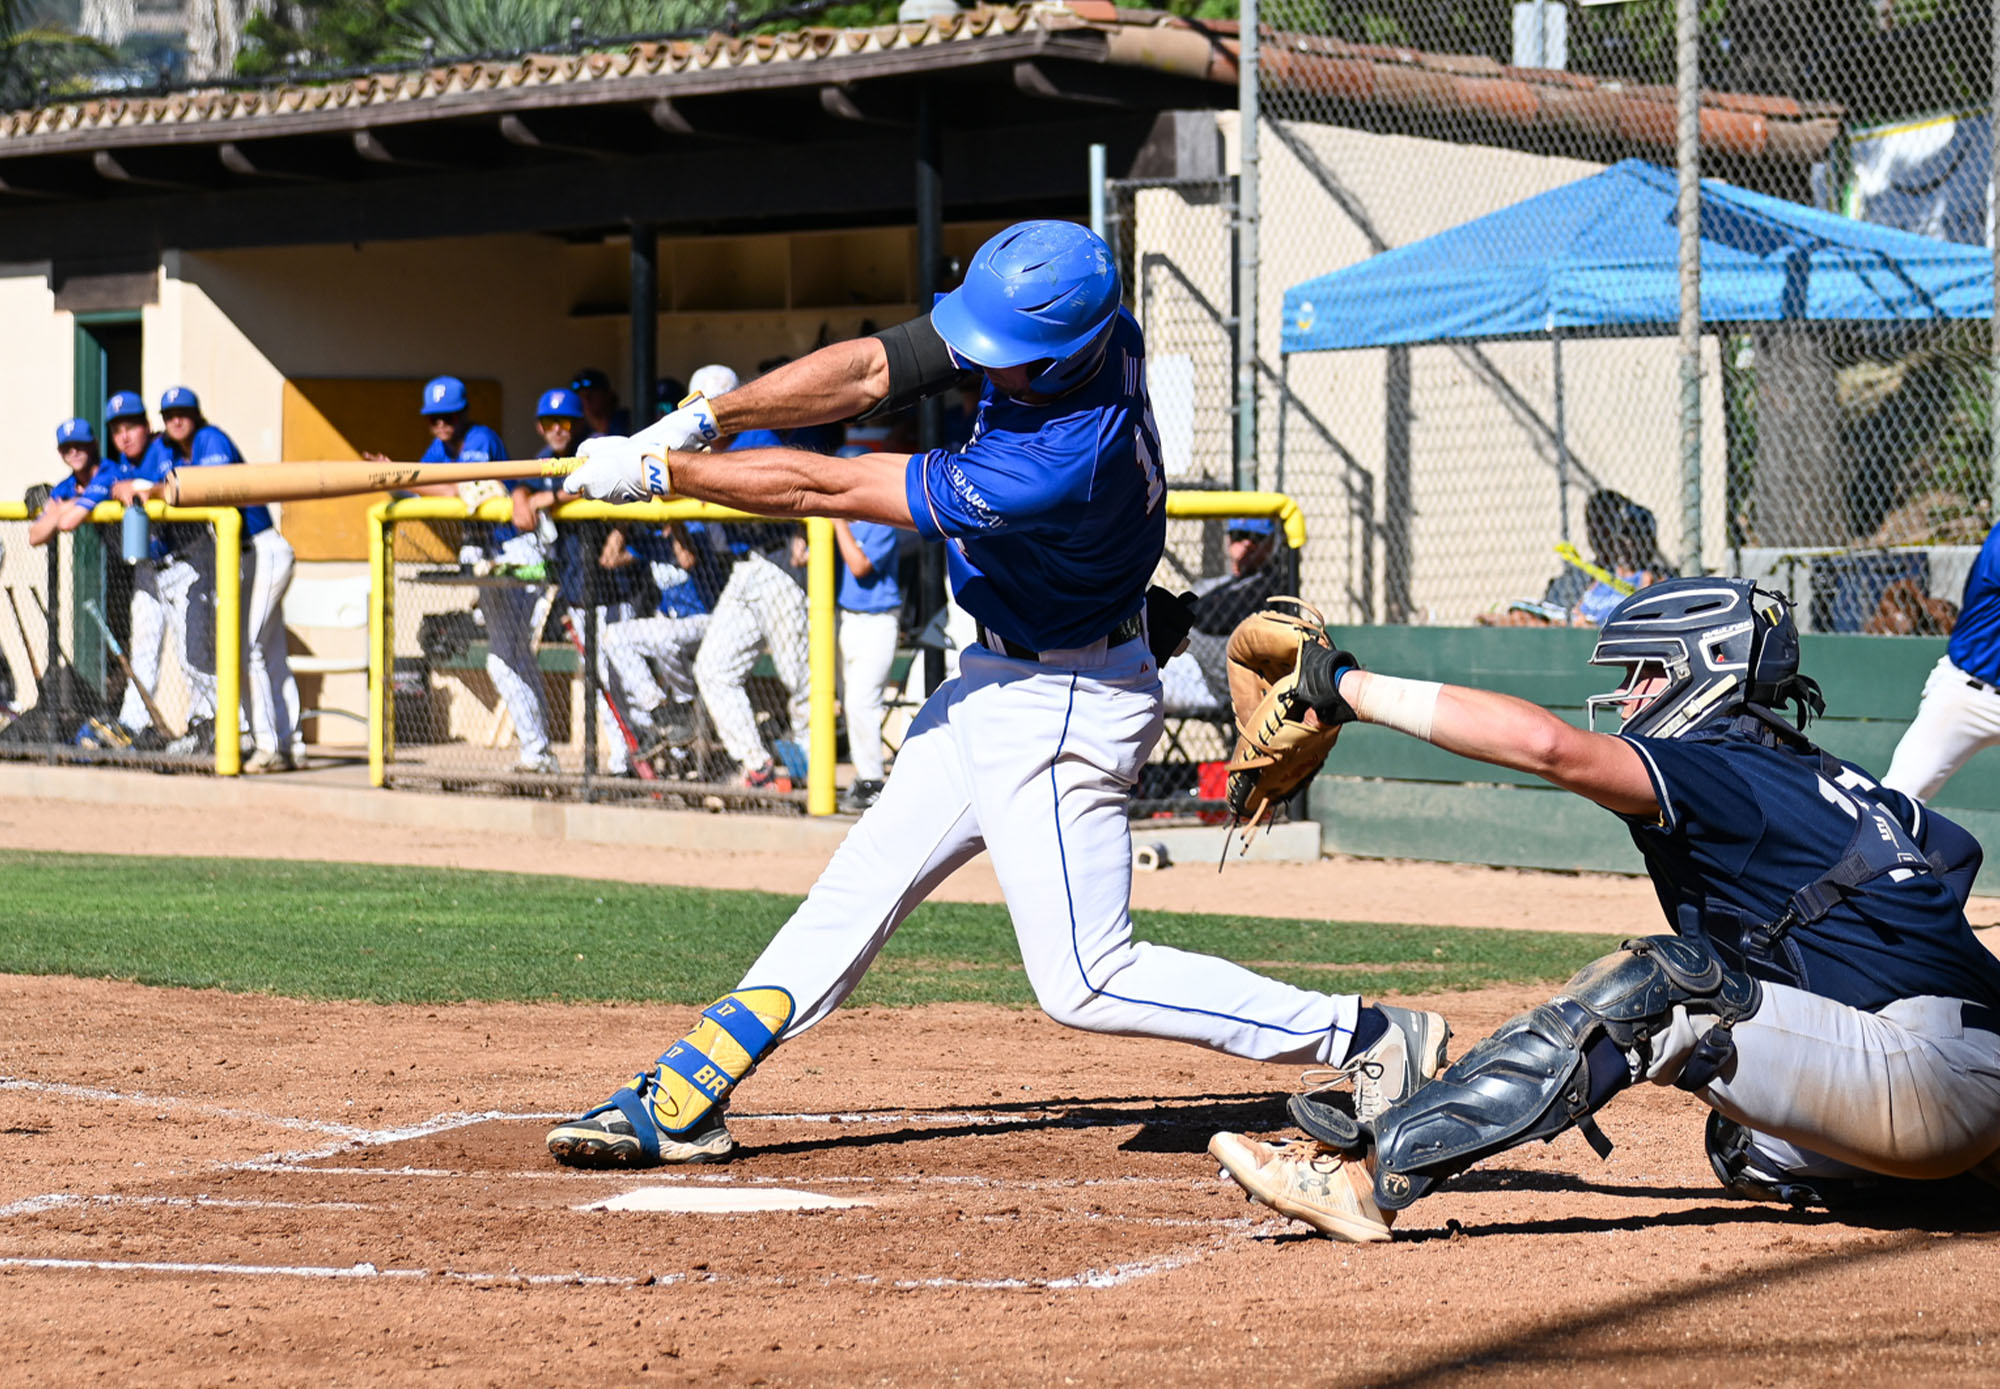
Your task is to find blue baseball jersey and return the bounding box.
[1948,519,2000,684]
[1620,717,2000,1013]
[140,427,272,540]
[837,521,906,614]
[50,457,129,512]
[903,310,1166,652]
[633,524,719,619]
[429,424,515,548]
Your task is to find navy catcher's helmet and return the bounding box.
[1586,577,1823,738]
[931,221,1119,397]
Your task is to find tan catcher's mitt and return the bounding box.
[1224,599,1358,839]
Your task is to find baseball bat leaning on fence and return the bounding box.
[81,598,178,741]
[163,458,581,507]
[558,610,659,784]
[4,586,41,684]
[29,588,130,749]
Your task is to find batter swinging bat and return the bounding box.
[162,458,580,507]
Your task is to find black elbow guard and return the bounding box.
[862,314,975,421]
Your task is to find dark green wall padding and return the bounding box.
[1305,629,2000,894]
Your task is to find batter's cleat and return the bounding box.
[545,986,793,1169]
[1337,1004,1453,1127]
[1209,1132,1393,1242]
[546,1096,736,1168]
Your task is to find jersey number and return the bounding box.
[1130,360,1165,514]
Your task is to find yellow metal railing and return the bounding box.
[1163,490,1306,552]
[364,490,1303,816]
[366,497,840,815]
[0,498,243,775]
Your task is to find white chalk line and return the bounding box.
[0,1192,374,1219]
[0,1235,1247,1292]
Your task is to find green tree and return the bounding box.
[1,0,114,108]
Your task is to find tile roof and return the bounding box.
[0,1,1839,164]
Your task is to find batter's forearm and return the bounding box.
[709,339,890,433]
[670,447,913,527]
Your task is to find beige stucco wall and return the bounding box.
[0,263,72,506]
[1151,116,1732,625]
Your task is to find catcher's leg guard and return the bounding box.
[549,986,793,1167]
[1370,935,1761,1211]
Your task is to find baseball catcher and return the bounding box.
[1210,578,2000,1240]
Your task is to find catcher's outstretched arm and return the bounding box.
[1339,670,1659,818]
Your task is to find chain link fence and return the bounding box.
[1179,0,2000,635]
[374,499,832,813]
[0,502,240,771]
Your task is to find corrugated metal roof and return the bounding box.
[0,1,1838,164]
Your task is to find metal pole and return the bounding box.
[1234,0,1260,492]
[1676,0,1703,575]
[1088,142,1107,240]
[1553,326,1570,544]
[1990,0,2000,509]
[916,81,948,692]
[629,220,659,429]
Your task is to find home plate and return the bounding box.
[579,1187,871,1213]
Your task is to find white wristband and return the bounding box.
[1352,673,1442,742]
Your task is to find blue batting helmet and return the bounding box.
[105,391,147,423]
[536,387,584,420]
[931,221,1119,396]
[421,376,468,415]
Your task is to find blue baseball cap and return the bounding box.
[421,376,468,415]
[535,387,584,421]
[159,385,201,414]
[569,367,612,393]
[1226,516,1275,537]
[56,418,95,446]
[105,391,147,423]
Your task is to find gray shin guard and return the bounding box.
[1371,934,1761,1211]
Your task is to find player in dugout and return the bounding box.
[1206,578,2000,1241]
[540,221,1456,1169]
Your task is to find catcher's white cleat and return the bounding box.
[1210,1131,1393,1242]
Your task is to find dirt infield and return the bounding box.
[3,973,1998,1386]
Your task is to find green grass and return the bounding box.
[0,852,1623,1005]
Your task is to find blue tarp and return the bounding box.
[1280,159,1995,354]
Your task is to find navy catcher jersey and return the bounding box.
[1948,518,2000,684]
[902,309,1167,653]
[1620,718,2000,1013]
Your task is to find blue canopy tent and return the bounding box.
[1282,158,1993,353]
[1276,159,1995,559]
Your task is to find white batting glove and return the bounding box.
[632,394,721,453]
[567,435,671,504]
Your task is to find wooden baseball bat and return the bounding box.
[162,458,580,507]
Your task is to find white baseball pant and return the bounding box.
[733,638,1359,1064]
[119,563,176,730]
[696,553,809,771]
[242,528,298,755]
[838,607,899,783]
[617,612,709,705]
[1881,655,2000,802]
[1648,984,2000,1182]
[479,586,550,765]
[158,553,216,722]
